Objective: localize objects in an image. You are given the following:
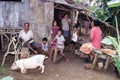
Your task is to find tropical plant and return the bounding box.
[103,16,120,74]
[107,0,120,8]
[0,76,13,80]
[88,0,120,26]
[75,0,81,3]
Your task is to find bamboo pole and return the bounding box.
[74,10,79,24]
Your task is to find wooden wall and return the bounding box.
[29,0,54,42]
[0,0,54,42]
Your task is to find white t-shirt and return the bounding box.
[42,43,48,52]
[55,35,65,49]
[72,31,78,42]
[62,18,71,31]
[19,30,34,44]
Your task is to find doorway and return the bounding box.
[54,8,71,45]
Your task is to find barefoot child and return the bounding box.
[49,29,69,62]
[51,20,59,39]
[50,20,59,49]
[41,37,49,56]
[70,26,79,53]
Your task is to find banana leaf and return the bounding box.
[107,0,120,8]
[107,36,118,50]
[107,16,120,73]
[113,56,120,72]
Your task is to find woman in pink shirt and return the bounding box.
[80,19,102,61]
[90,20,102,49]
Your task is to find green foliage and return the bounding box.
[89,0,120,26]
[106,16,120,55]
[0,76,14,80]
[107,0,120,8]
[113,56,120,72]
[107,16,120,73]
[0,65,9,73]
[75,0,81,3]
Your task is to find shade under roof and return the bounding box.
[48,0,87,11]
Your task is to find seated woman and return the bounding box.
[80,19,102,62]
[19,23,40,54]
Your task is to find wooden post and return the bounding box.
[74,10,79,24]
[104,56,111,70]
[91,53,99,70]
[53,45,58,64]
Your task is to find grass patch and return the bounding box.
[0,65,10,73]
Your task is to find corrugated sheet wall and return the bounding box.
[0,2,25,28]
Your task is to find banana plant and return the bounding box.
[88,0,120,26]
[75,0,81,3]
[106,16,120,72]
[107,0,120,8]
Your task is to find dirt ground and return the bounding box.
[0,51,119,80]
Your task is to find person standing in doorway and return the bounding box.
[61,13,71,44]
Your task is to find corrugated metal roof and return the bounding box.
[48,0,87,11]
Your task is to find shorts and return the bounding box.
[71,40,76,45]
[58,48,64,53]
[30,42,37,50]
[23,42,37,50]
[51,42,57,49]
[63,31,69,37]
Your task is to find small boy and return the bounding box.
[41,37,49,56]
[70,26,79,53]
[49,29,69,62]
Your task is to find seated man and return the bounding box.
[19,23,38,54]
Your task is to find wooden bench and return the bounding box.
[91,49,116,70]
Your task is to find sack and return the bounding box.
[20,48,29,59]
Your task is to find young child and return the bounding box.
[41,37,49,56]
[70,26,79,52]
[49,29,69,62]
[50,20,59,53]
[51,20,59,39]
